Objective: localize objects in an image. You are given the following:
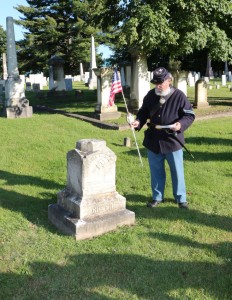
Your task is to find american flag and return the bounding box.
[108,68,123,106]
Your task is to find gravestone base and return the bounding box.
[3,105,33,119]
[48,204,135,240]
[95,103,121,121]
[95,111,121,121]
[193,102,210,109]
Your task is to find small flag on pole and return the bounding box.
[108,68,123,106]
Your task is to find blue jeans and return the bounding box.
[147,149,186,203]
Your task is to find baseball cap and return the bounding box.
[151,67,172,84]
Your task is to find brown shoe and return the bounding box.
[147,200,162,208]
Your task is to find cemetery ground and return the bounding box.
[0,81,231,300]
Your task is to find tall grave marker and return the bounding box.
[3,17,33,118]
[88,35,97,90]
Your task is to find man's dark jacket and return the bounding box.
[136,87,195,154]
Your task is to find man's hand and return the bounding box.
[131,120,140,129]
[172,122,181,131]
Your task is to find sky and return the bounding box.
[0,0,28,41]
[0,0,113,59]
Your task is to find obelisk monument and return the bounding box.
[3,17,33,118]
[88,35,97,90]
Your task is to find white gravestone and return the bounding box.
[94,67,121,121]
[194,79,209,108]
[221,74,226,86]
[188,76,195,87]
[88,35,97,90]
[129,53,150,111]
[48,139,135,240]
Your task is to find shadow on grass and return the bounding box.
[149,232,232,261]
[0,170,63,229]
[186,136,232,147]
[125,194,232,233]
[208,98,232,105]
[1,252,231,299]
[122,143,232,162]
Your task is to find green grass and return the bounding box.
[0,84,231,299]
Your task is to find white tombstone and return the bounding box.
[88,35,97,89]
[194,79,209,108]
[48,139,135,240]
[85,72,90,85]
[188,76,195,87]
[203,77,209,83]
[129,53,150,110]
[94,68,121,121]
[222,74,226,86]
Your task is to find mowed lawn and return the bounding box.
[0,84,231,299]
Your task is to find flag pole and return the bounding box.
[120,88,144,168]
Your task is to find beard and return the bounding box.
[155,87,171,96]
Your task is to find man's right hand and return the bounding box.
[131,120,140,129]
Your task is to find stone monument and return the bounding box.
[88,35,97,90]
[129,52,150,112]
[194,78,210,108]
[3,17,33,119]
[48,139,135,240]
[93,67,121,121]
[48,55,66,91]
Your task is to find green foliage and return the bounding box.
[107,0,232,65]
[0,25,6,78]
[0,25,6,54]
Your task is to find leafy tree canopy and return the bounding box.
[97,0,232,66]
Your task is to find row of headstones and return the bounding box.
[0,73,92,93]
[187,71,232,87]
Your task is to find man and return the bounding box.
[131,67,195,209]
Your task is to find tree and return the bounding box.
[15,0,105,75]
[0,26,6,78]
[97,0,232,69]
